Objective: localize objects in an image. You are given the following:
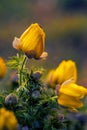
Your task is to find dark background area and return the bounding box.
[0,0,87,85]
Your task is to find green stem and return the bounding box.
[51,95,58,100]
[39,96,58,105]
[19,56,27,86]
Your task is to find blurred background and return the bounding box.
[0,0,87,85]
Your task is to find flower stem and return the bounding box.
[18,51,27,86]
[39,96,58,105]
[46,95,58,101]
[19,56,27,86]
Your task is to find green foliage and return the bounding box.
[1,51,86,130]
[7,51,26,69]
[0,52,69,129]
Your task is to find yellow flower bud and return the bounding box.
[13,23,48,59]
[0,57,7,78]
[46,60,77,88]
[0,108,18,130]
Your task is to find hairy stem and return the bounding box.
[19,56,27,86]
[18,51,27,86]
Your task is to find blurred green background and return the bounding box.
[0,0,87,85]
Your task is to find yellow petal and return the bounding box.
[58,94,83,109]
[53,60,77,84]
[33,35,44,58]
[0,108,18,130]
[68,107,78,112]
[0,57,7,78]
[60,82,87,98]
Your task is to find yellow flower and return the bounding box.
[0,57,7,78]
[0,108,18,130]
[46,60,77,88]
[13,23,48,59]
[58,79,87,111]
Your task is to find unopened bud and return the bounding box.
[22,126,29,130]
[32,71,42,81]
[32,90,41,99]
[5,93,18,105]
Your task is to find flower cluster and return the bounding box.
[0,22,87,130]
